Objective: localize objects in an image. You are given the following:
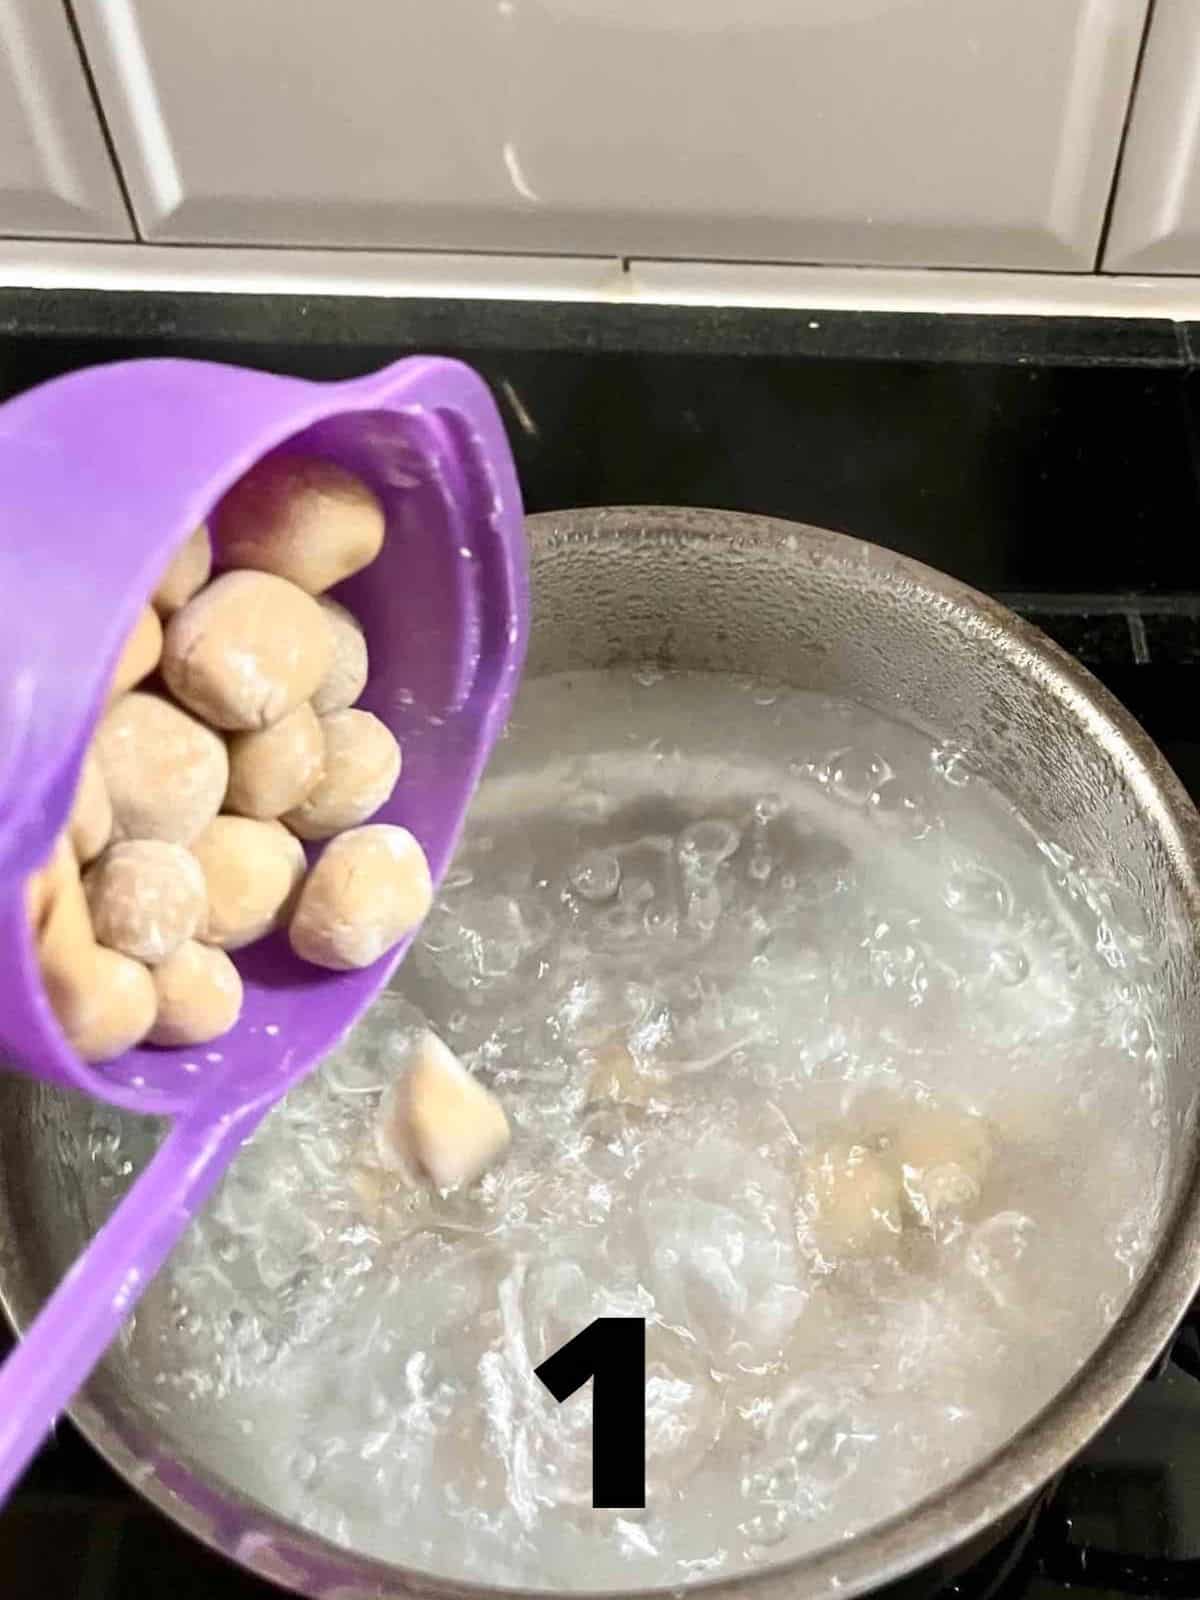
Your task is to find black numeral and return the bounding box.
[534,1316,646,1508]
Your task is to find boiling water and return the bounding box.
[82,671,1169,1589]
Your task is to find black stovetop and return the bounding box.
[2,292,1200,1599]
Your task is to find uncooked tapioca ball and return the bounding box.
[27,834,87,944]
[33,840,157,1062]
[282,709,400,840]
[152,524,212,616]
[85,840,206,965]
[45,943,157,1063]
[226,703,324,819]
[376,1031,510,1190]
[891,1106,992,1223]
[95,692,229,845]
[148,940,242,1046]
[803,1141,903,1257]
[161,570,333,732]
[214,454,385,595]
[109,604,162,700]
[67,751,112,864]
[585,1039,656,1106]
[312,596,368,715]
[191,815,307,951]
[288,823,431,971]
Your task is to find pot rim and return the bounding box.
[7,505,1200,1600]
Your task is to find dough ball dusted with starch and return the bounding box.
[213,455,385,595]
[85,840,206,965]
[191,816,307,951]
[312,597,369,714]
[152,524,212,616]
[45,943,157,1064]
[161,570,332,732]
[95,692,229,845]
[226,703,324,820]
[109,604,162,700]
[148,940,243,1047]
[28,835,91,951]
[67,752,112,864]
[892,1105,992,1223]
[803,1141,903,1258]
[289,824,432,971]
[283,710,401,840]
[32,838,157,1063]
[375,1031,510,1190]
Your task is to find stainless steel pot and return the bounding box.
[3,506,1200,1600]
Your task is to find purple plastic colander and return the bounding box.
[0,354,528,1501]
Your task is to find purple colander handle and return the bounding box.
[0,354,529,1500]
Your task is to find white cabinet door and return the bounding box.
[1103,0,1200,272]
[0,0,130,238]
[75,0,1145,268]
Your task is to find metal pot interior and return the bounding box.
[2,506,1200,1600]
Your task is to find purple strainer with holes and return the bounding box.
[0,354,528,1501]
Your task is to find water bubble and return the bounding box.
[678,819,741,875]
[568,849,622,902]
[1121,1011,1158,1061]
[867,779,931,840]
[827,748,892,806]
[944,864,1012,922]
[739,1503,793,1548]
[966,1212,1036,1307]
[686,882,723,932]
[988,944,1029,987]
[932,746,973,787]
[753,793,785,825]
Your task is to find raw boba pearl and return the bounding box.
[312,596,368,715]
[67,751,112,864]
[161,570,333,732]
[148,940,243,1047]
[95,691,229,846]
[109,604,162,700]
[226,703,324,820]
[288,824,432,971]
[34,838,157,1063]
[152,524,212,616]
[283,710,401,840]
[213,455,385,595]
[28,835,88,946]
[376,1031,510,1190]
[891,1106,992,1223]
[85,840,206,965]
[46,943,158,1064]
[192,815,307,950]
[803,1141,903,1257]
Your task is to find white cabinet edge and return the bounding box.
[3,241,1200,320]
